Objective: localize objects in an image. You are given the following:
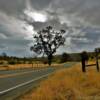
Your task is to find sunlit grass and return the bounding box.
[0,62,63,70]
[19,62,100,100]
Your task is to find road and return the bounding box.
[0,62,76,100]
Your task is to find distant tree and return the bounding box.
[30,26,66,66]
[1,52,8,60]
[8,60,16,65]
[43,59,48,64]
[60,53,69,63]
[1,52,7,57]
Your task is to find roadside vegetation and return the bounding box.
[0,51,95,70]
[19,62,100,100]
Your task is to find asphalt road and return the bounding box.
[0,62,76,100]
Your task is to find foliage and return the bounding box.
[0,61,4,65]
[8,60,16,65]
[1,52,7,57]
[60,52,70,63]
[30,26,66,66]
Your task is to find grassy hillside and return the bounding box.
[19,62,100,100]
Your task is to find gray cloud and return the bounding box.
[0,0,100,56]
[0,0,25,16]
[30,0,52,10]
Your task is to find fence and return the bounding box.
[81,48,100,72]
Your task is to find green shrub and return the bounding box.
[0,61,4,64]
[8,60,16,65]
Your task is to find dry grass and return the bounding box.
[19,62,100,100]
[0,63,63,70]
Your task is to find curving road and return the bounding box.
[0,62,76,100]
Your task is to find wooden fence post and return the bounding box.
[95,49,99,71]
[81,51,88,72]
[81,48,100,72]
[81,58,86,72]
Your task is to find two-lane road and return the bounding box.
[0,62,76,100]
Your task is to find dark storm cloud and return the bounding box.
[0,0,25,16]
[0,0,100,56]
[47,0,100,27]
[30,0,52,10]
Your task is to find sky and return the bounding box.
[0,0,100,57]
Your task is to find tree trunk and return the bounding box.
[48,54,53,66]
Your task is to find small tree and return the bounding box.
[1,52,8,60]
[2,52,7,57]
[30,26,66,66]
[60,53,69,63]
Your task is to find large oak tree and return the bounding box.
[30,26,66,66]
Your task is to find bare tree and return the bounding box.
[30,26,66,66]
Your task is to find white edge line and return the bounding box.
[0,73,52,95]
[0,63,75,95]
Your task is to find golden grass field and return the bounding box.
[0,63,62,70]
[19,62,100,100]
